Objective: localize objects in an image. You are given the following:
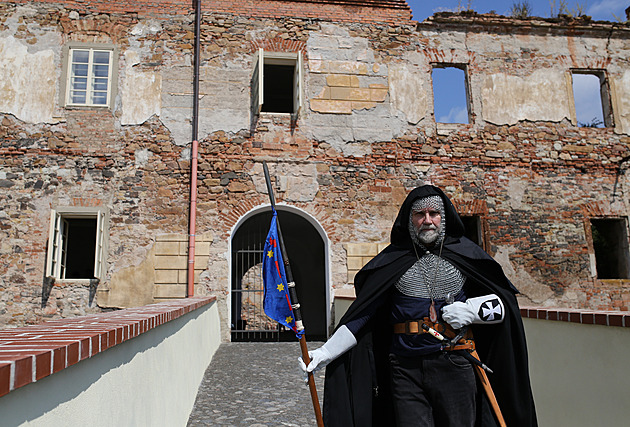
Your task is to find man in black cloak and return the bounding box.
[299,185,537,426]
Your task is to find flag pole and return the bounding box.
[263,161,324,427]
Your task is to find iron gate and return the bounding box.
[231,212,294,341]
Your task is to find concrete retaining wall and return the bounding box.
[0,297,220,427]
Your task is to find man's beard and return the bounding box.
[413,224,442,246]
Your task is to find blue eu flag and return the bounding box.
[262,209,303,336]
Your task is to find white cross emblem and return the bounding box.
[480,299,502,321]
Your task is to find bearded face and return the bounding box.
[408,195,446,248]
[416,221,440,245]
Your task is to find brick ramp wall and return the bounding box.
[333,296,630,425]
[522,312,630,426]
[0,297,220,427]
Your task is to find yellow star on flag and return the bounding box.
[277,283,284,292]
[285,316,293,324]
[267,250,274,258]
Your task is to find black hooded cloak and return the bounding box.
[323,185,537,427]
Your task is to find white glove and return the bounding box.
[442,294,505,330]
[298,325,357,381]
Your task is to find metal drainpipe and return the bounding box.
[187,0,201,297]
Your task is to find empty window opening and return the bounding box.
[590,218,630,279]
[572,71,612,128]
[47,209,107,280]
[64,219,97,279]
[432,66,470,124]
[252,49,303,116]
[461,215,483,248]
[262,64,295,113]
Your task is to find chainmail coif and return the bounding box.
[398,195,465,299]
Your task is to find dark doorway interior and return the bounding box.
[231,209,326,341]
[460,215,483,248]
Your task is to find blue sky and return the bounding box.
[407,0,628,22]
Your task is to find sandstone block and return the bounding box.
[370,88,388,102]
[155,241,180,256]
[347,256,365,270]
[327,74,352,87]
[154,284,186,298]
[155,269,179,284]
[351,101,377,111]
[564,144,593,153]
[155,255,187,269]
[328,61,368,75]
[310,99,352,114]
[346,242,379,256]
[315,87,331,99]
[309,60,328,73]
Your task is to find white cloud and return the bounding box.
[587,0,627,20]
[438,106,469,124]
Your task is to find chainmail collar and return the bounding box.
[395,251,465,299]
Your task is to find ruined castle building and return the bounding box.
[1,0,629,339]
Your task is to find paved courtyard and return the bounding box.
[187,342,325,426]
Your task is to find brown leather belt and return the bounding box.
[393,317,475,351]
[393,317,452,336]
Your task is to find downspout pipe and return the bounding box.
[187,0,201,297]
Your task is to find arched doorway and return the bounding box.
[230,207,327,342]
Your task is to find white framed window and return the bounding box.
[252,49,303,116]
[62,44,117,108]
[46,207,108,280]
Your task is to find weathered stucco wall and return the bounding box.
[1,2,630,330]
[0,35,58,124]
[481,70,571,125]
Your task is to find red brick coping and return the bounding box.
[337,294,630,327]
[0,296,216,398]
[520,306,630,327]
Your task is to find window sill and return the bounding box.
[50,279,99,286]
[595,279,630,285]
[436,122,472,135]
[64,105,111,110]
[259,112,294,117]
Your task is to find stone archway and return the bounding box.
[230,206,328,341]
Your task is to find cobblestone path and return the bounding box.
[187,342,325,427]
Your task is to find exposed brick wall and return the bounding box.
[1,2,630,330]
[8,0,412,23]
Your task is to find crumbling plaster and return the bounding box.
[613,70,630,134]
[0,35,58,124]
[302,23,408,153]
[388,62,428,125]
[120,50,162,125]
[98,244,157,308]
[481,70,571,125]
[251,162,319,203]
